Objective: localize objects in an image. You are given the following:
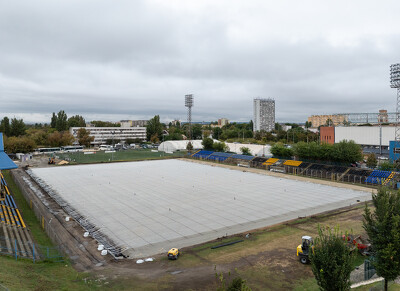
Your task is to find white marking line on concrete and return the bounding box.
[351,277,383,288]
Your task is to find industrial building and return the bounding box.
[308,110,393,128]
[157,140,271,156]
[218,118,229,127]
[119,120,148,127]
[70,127,146,146]
[253,98,275,132]
[320,126,396,158]
[308,114,348,128]
[320,126,395,148]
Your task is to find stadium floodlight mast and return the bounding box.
[185,94,194,140]
[391,63,400,141]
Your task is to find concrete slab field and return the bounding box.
[29,159,371,258]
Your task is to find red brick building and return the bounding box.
[320,126,335,144]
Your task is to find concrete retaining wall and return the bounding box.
[10,168,105,270]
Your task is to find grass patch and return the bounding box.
[0,171,105,290]
[0,255,99,291]
[55,149,186,164]
[293,277,319,291]
[192,236,244,252]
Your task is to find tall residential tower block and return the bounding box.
[253,98,275,132]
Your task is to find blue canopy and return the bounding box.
[0,133,17,170]
[0,132,3,151]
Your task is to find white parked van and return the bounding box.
[99,145,113,151]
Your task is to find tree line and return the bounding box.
[0,110,93,153]
[271,140,363,164]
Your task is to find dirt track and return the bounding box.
[91,203,366,290]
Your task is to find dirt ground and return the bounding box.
[86,204,368,290]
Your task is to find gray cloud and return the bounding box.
[0,0,400,124]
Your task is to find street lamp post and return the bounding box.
[111,130,115,161]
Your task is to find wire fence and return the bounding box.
[0,234,63,263]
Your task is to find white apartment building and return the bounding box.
[70,127,146,146]
[253,98,275,132]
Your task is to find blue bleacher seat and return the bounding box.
[192,150,214,159]
[365,170,392,184]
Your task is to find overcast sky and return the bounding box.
[0,0,399,124]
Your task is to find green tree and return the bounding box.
[202,137,214,150]
[192,124,203,140]
[240,147,251,155]
[26,128,49,147]
[10,118,26,137]
[363,187,400,291]
[212,127,223,140]
[366,153,377,168]
[0,117,11,136]
[91,120,120,127]
[213,142,228,152]
[270,143,293,158]
[77,128,94,147]
[68,115,86,128]
[186,141,193,151]
[248,120,253,131]
[150,134,159,143]
[4,136,36,153]
[146,115,163,141]
[50,112,57,128]
[47,131,74,147]
[310,226,354,291]
[56,110,68,131]
[274,123,283,131]
[379,161,394,171]
[394,159,400,172]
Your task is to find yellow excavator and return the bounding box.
[167,248,181,260]
[297,236,313,264]
[48,157,55,164]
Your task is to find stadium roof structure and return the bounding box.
[0,133,17,170]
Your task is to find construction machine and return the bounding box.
[48,157,55,164]
[297,236,313,264]
[167,248,181,260]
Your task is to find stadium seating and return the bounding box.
[283,160,302,167]
[307,164,325,171]
[297,162,310,169]
[346,169,373,177]
[192,150,214,159]
[231,154,255,161]
[263,158,279,166]
[365,170,394,184]
[251,157,268,167]
[0,172,26,228]
[328,166,348,174]
[207,152,234,162]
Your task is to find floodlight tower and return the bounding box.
[185,94,194,140]
[391,64,400,141]
[390,63,400,161]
